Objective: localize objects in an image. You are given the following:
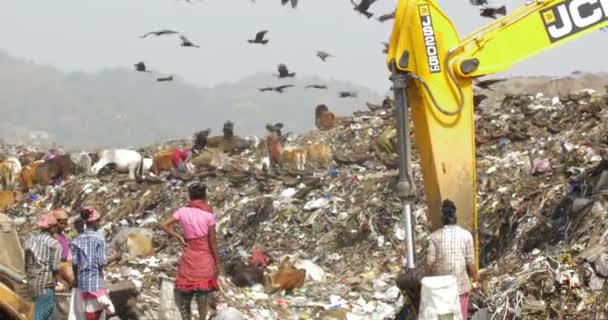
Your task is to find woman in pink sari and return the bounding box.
[160,183,221,320]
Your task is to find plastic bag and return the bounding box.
[68,288,86,320]
[418,276,462,320]
[158,277,181,320]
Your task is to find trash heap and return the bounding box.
[3,86,608,319]
[475,89,608,318]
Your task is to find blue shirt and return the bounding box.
[72,230,107,293]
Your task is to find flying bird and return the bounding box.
[249,30,269,45]
[281,0,298,8]
[140,30,180,38]
[351,0,377,18]
[157,75,174,82]
[316,51,333,62]
[470,0,488,5]
[474,78,507,90]
[306,84,328,90]
[259,85,294,93]
[274,84,294,93]
[377,11,395,22]
[134,62,150,72]
[275,64,296,78]
[339,91,358,98]
[180,35,200,48]
[480,6,506,19]
[382,42,389,54]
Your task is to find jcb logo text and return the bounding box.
[541,0,608,42]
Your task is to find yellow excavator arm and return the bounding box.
[387,0,608,267]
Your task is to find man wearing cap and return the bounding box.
[425,199,479,320]
[24,213,63,320]
[72,207,114,320]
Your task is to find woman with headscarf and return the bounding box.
[160,183,221,320]
[71,207,115,320]
[24,213,62,320]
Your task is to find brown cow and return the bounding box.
[265,257,306,293]
[207,136,252,155]
[305,143,332,169]
[18,152,45,167]
[21,161,43,191]
[281,148,307,171]
[36,155,77,186]
[191,148,227,170]
[150,150,174,175]
[0,191,20,211]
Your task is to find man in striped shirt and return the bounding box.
[72,207,114,320]
[24,213,62,320]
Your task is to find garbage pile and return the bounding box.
[1,87,608,319]
[475,89,608,318]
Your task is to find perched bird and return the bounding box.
[351,0,377,18]
[249,30,269,44]
[316,51,333,62]
[480,6,506,19]
[157,75,174,82]
[281,0,298,8]
[274,85,294,93]
[377,11,395,22]
[275,64,296,78]
[180,35,200,48]
[339,91,358,98]
[134,62,150,72]
[140,30,180,38]
[474,78,507,90]
[259,87,275,92]
[470,0,488,5]
[306,84,328,90]
[382,42,389,54]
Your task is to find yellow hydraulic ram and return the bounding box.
[387,0,608,268]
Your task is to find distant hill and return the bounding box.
[488,72,608,96]
[0,51,382,148]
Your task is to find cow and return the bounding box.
[305,143,332,170]
[18,152,45,166]
[20,160,44,192]
[36,155,78,186]
[207,136,253,155]
[0,158,21,190]
[281,147,307,171]
[0,191,21,211]
[265,257,306,293]
[150,150,175,175]
[91,149,144,180]
[191,148,228,170]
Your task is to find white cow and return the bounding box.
[91,149,143,180]
[143,158,153,173]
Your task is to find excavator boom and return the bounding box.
[387,0,608,267]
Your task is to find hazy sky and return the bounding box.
[1,0,606,93]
